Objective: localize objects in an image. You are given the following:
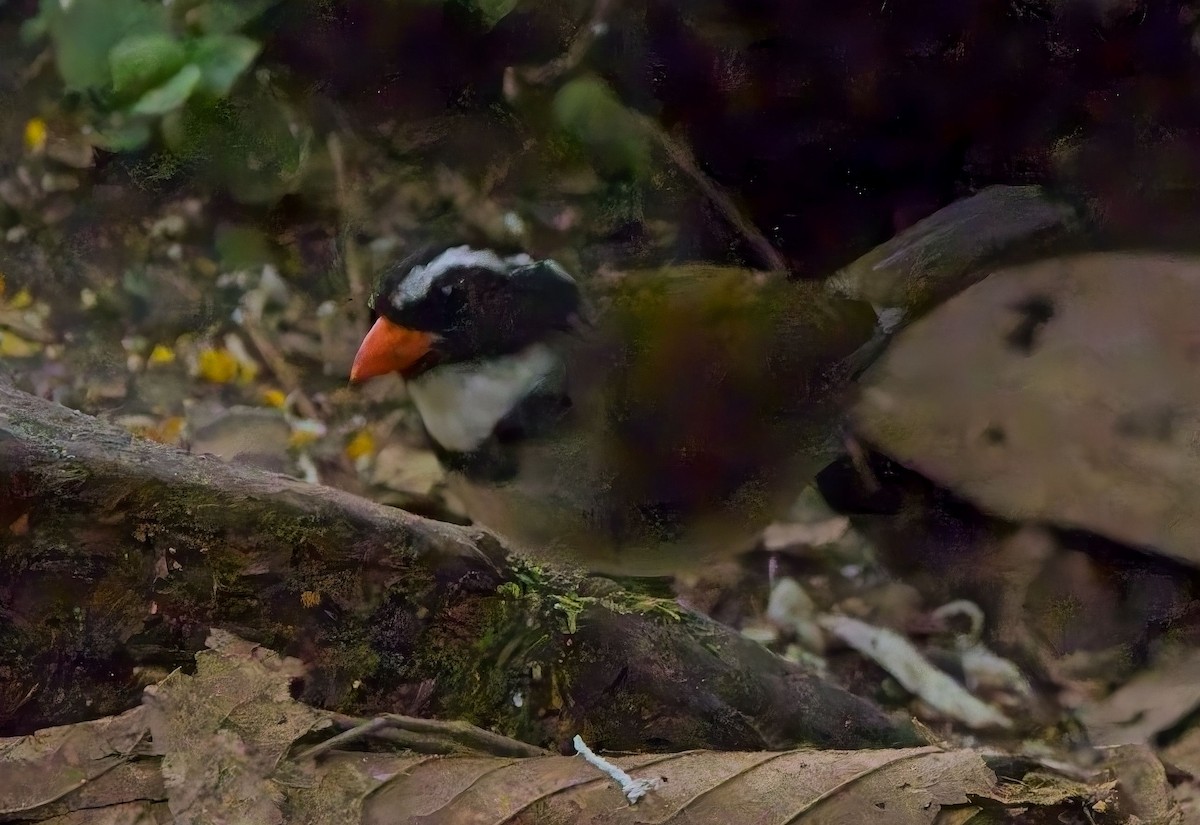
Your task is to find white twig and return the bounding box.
[572,735,659,804]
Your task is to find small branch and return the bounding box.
[327,133,368,327]
[632,112,788,273]
[508,0,788,274]
[378,714,548,758]
[293,716,388,761]
[296,712,548,760]
[238,315,321,421]
[514,0,617,87]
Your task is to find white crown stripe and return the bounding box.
[391,246,574,308]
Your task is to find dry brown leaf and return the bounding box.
[143,629,323,824]
[0,707,152,817]
[0,628,1141,825]
[359,745,994,824]
[1077,645,1200,747]
[1101,744,1178,825]
[854,252,1200,569]
[36,800,172,824]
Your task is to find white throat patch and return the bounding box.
[407,343,560,453]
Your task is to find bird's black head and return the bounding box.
[351,245,583,382]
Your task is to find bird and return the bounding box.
[350,245,878,576]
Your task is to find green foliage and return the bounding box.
[185,0,279,34]
[215,224,279,270]
[26,0,270,107]
[190,35,261,96]
[24,0,167,92]
[24,0,305,204]
[162,82,314,204]
[109,33,187,98]
[553,74,651,180]
[130,64,203,116]
[472,0,520,27]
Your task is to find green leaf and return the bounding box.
[20,13,49,43]
[109,33,186,96]
[39,0,168,92]
[190,34,260,97]
[171,81,312,204]
[553,75,651,180]
[130,64,202,116]
[473,0,519,27]
[189,0,279,34]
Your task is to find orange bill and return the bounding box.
[350,317,435,383]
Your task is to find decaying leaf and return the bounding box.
[853,252,1200,569]
[361,745,995,824]
[0,706,153,817]
[142,629,322,824]
[1078,645,1200,747]
[0,628,1161,825]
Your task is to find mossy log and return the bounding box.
[0,378,917,752]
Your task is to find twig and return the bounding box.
[238,316,321,421]
[18,47,54,85]
[293,716,388,761]
[632,112,788,273]
[514,0,617,86]
[509,0,788,274]
[327,133,367,327]
[378,713,548,758]
[295,712,549,761]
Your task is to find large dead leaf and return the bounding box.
[0,630,1158,824]
[853,252,1200,568]
[362,745,994,824]
[1078,645,1200,747]
[0,706,156,817]
[143,629,323,825]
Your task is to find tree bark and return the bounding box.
[0,378,916,752]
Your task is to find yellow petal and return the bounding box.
[0,330,39,358]
[24,118,47,154]
[197,347,239,383]
[344,430,375,462]
[235,360,259,384]
[9,288,33,310]
[261,388,287,408]
[148,344,176,365]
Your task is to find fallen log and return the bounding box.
[0,377,916,751]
